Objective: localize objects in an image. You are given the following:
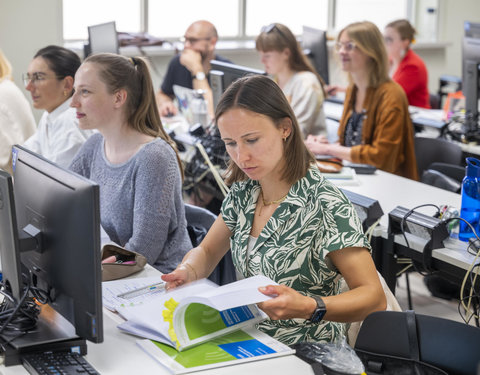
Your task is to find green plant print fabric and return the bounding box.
[221,165,371,345]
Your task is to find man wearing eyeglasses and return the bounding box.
[156,20,231,119]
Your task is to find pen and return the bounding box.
[117,282,166,300]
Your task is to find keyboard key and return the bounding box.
[22,351,100,375]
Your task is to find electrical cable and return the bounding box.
[0,271,43,351]
[442,217,480,325]
[365,218,381,244]
[195,141,229,197]
[399,204,442,277]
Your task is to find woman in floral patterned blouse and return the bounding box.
[163,75,386,345]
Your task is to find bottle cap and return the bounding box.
[466,157,480,178]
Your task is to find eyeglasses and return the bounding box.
[260,23,287,39]
[334,41,357,52]
[22,72,60,87]
[180,36,211,44]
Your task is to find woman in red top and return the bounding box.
[384,19,430,109]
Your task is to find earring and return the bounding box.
[63,90,68,97]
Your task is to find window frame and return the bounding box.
[62,0,423,42]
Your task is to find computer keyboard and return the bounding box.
[22,351,100,375]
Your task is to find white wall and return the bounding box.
[0,0,63,122]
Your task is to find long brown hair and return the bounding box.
[215,75,315,185]
[84,53,183,177]
[339,21,390,88]
[256,23,326,96]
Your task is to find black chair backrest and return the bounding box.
[355,311,480,375]
[428,162,465,182]
[414,137,463,177]
[421,169,461,193]
[184,204,236,286]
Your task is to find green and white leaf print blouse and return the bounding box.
[221,165,371,345]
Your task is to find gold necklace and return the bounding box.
[261,191,288,206]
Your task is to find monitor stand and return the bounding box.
[1,304,87,366]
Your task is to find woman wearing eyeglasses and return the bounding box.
[23,45,93,168]
[0,49,36,174]
[384,19,430,109]
[256,23,327,138]
[305,21,418,180]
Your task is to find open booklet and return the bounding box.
[116,275,278,352]
[137,326,295,374]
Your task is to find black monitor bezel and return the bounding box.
[302,25,329,85]
[10,145,103,344]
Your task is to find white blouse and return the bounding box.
[23,98,93,168]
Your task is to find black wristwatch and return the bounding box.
[309,296,327,323]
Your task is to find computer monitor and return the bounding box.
[0,146,103,364]
[462,21,480,134]
[302,26,329,85]
[87,21,119,56]
[209,60,266,111]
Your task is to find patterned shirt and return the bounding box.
[221,165,371,345]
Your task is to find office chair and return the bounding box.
[421,162,465,193]
[414,136,463,178]
[427,162,465,182]
[184,204,236,285]
[355,311,480,375]
[421,170,461,193]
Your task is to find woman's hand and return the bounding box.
[161,263,196,290]
[305,135,330,155]
[257,285,316,321]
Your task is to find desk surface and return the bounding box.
[1,266,313,375]
[341,170,477,272]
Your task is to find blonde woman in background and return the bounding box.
[305,21,418,180]
[0,49,36,174]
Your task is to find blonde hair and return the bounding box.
[0,49,12,82]
[339,21,390,88]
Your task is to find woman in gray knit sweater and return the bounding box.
[69,53,192,273]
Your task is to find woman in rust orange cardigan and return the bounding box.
[305,21,418,180]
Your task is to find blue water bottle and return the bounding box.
[459,157,480,241]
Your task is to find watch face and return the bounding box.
[310,296,326,323]
[195,72,206,81]
[311,308,326,323]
